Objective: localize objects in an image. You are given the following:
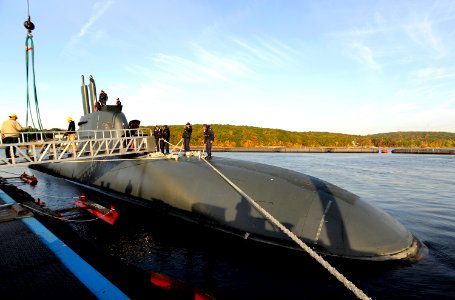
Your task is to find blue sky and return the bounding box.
[1,0,455,134]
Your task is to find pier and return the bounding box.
[392,148,455,155]
[0,185,128,299]
[0,178,213,299]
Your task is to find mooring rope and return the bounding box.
[201,158,371,300]
[157,138,184,155]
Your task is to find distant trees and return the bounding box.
[368,132,455,148]
[142,125,455,148]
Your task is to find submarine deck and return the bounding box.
[0,188,127,299]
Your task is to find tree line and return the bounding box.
[143,124,455,148]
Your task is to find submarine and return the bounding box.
[32,76,426,262]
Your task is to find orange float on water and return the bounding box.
[74,194,119,225]
[150,272,215,299]
[20,173,38,185]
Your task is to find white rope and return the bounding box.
[160,137,184,154]
[202,158,371,300]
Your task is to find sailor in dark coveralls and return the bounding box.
[203,124,214,159]
[182,122,192,152]
[153,125,162,152]
[161,125,171,154]
[99,90,108,107]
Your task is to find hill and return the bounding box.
[144,125,455,148]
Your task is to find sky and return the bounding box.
[1,0,455,135]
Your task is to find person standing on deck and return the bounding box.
[203,124,214,159]
[99,90,108,107]
[1,114,24,159]
[162,125,170,154]
[116,97,122,109]
[182,122,192,152]
[153,125,162,152]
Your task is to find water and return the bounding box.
[3,152,455,299]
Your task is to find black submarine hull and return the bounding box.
[32,152,425,262]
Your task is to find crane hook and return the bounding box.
[24,15,35,36]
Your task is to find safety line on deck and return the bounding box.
[201,158,371,300]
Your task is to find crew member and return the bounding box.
[116,97,122,109]
[153,125,162,152]
[182,122,192,152]
[203,124,214,159]
[99,90,108,107]
[162,125,170,154]
[1,114,24,159]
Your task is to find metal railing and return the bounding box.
[0,128,154,168]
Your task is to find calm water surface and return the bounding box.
[5,152,455,299]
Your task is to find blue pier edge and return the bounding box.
[0,190,129,300]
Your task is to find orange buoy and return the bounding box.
[149,271,215,299]
[20,173,38,185]
[150,272,172,290]
[381,149,388,153]
[74,195,119,225]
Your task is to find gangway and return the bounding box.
[0,128,154,169]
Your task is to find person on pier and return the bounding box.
[64,117,77,157]
[1,114,24,160]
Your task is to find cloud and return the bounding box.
[350,42,381,70]
[231,36,297,66]
[126,36,297,86]
[374,11,386,25]
[416,67,455,80]
[65,1,114,50]
[406,17,446,58]
[191,43,251,77]
[153,52,228,83]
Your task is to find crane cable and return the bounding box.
[24,0,43,131]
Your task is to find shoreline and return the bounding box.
[195,146,379,153]
[189,146,455,154]
[392,148,455,155]
[14,145,455,154]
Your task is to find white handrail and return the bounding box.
[0,128,153,168]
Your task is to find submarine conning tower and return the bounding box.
[79,74,129,137]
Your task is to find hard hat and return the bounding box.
[67,117,72,121]
[9,113,17,118]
